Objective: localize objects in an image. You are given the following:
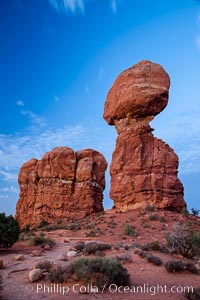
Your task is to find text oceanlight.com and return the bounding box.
[34,283,194,296]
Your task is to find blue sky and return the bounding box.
[0,0,200,215]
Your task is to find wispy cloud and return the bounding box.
[16,100,24,106]
[0,109,91,215]
[0,186,18,193]
[49,0,85,14]
[0,104,112,187]
[0,104,114,214]
[0,124,87,182]
[111,0,117,14]
[21,110,47,128]
[0,171,18,182]
[0,194,9,199]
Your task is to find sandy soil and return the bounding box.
[0,209,200,300]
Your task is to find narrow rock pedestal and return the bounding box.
[103,60,186,212]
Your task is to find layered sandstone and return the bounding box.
[16,147,107,227]
[103,60,186,212]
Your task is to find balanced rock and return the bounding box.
[103,60,186,212]
[16,147,107,228]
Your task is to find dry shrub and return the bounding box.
[165,224,200,258]
[69,257,130,288]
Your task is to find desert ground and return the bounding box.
[0,208,200,300]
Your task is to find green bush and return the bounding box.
[48,265,67,283]
[43,223,66,231]
[69,257,130,288]
[0,213,20,248]
[149,213,158,221]
[159,216,167,223]
[123,223,137,236]
[185,287,200,300]
[165,224,200,258]
[29,232,55,248]
[165,260,199,274]
[68,223,81,230]
[37,220,49,228]
[139,241,166,252]
[83,242,111,255]
[148,241,161,251]
[145,205,155,212]
[35,260,53,272]
[146,254,163,266]
[19,226,35,241]
[19,231,35,241]
[74,242,85,252]
[137,250,146,258]
[22,224,31,232]
[36,219,68,231]
[185,263,199,274]
[116,253,132,262]
[191,208,199,217]
[164,260,185,273]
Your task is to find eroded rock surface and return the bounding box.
[16,147,107,227]
[103,60,186,212]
